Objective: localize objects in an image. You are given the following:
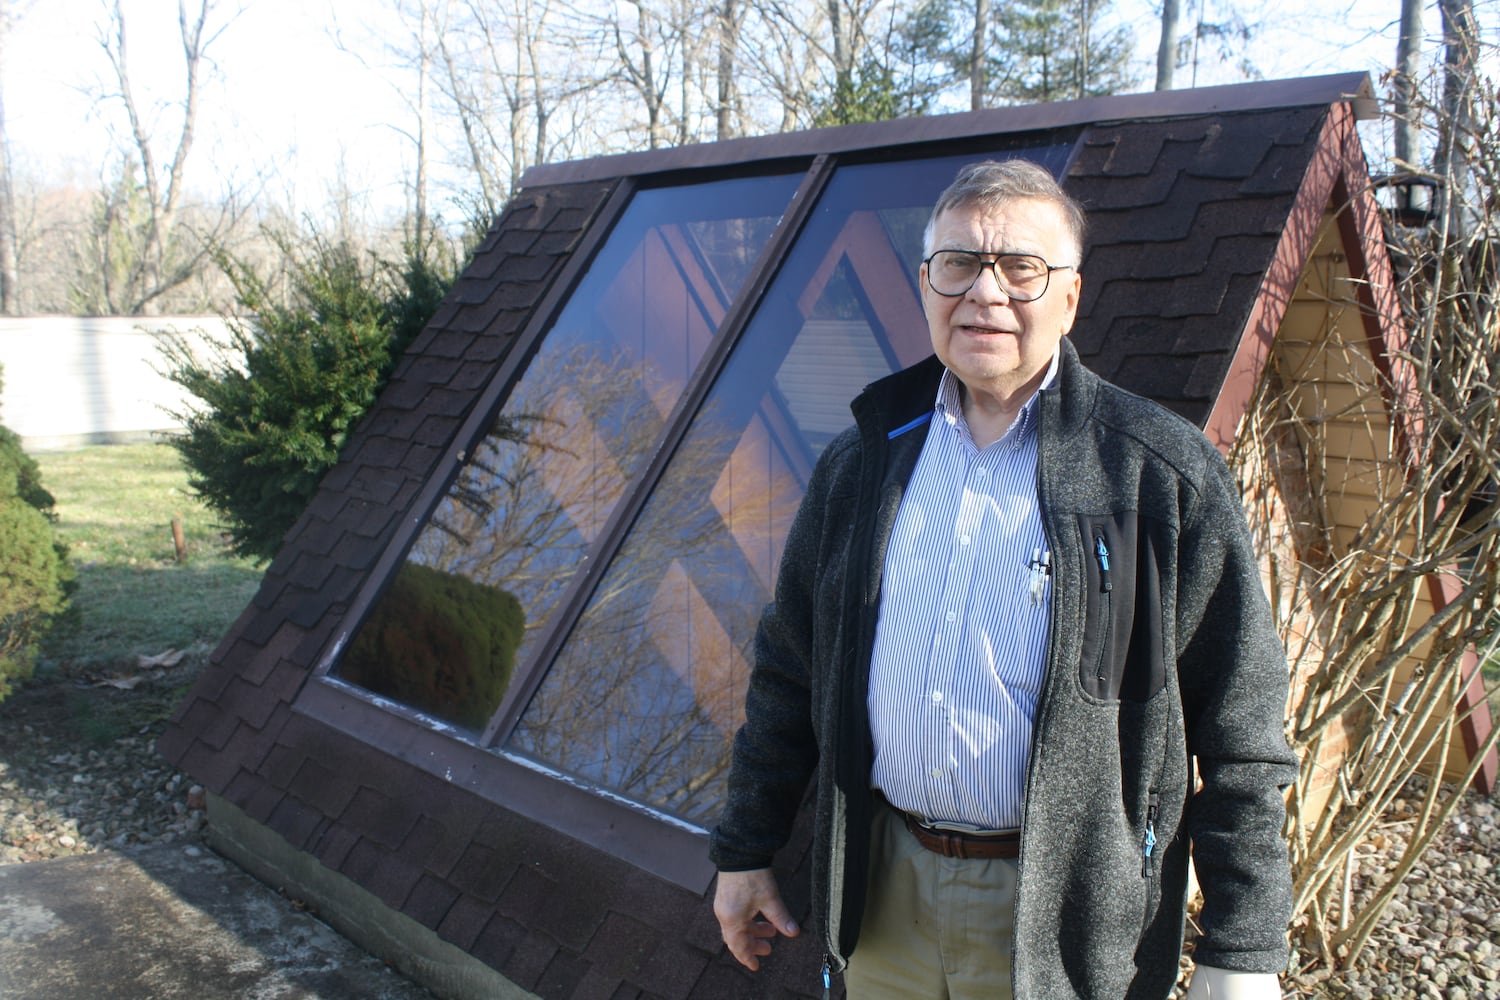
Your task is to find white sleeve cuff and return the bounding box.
[1183,964,1281,1000]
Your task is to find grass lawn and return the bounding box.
[32,441,264,675]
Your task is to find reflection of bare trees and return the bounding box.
[334,181,918,821]
[334,185,803,797]
[509,382,803,825]
[335,339,666,728]
[344,321,804,824]
[411,342,667,652]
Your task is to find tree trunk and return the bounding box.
[100,0,213,314]
[717,0,739,139]
[1392,0,1422,170]
[828,0,850,96]
[970,0,988,110]
[1155,0,1180,91]
[0,6,18,315]
[1435,0,1476,236]
[1075,0,1091,99]
[414,1,431,246]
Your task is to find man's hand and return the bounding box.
[713,868,800,971]
[1184,965,1280,999]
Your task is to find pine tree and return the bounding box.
[0,365,72,700]
[161,234,460,561]
[905,0,1137,107]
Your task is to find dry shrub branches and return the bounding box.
[1231,65,1499,974]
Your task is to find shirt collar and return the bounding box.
[934,345,1061,450]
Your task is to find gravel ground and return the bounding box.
[0,665,209,865]
[1271,784,1500,999]
[1,668,1496,998]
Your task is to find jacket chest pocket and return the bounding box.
[1076,513,1166,703]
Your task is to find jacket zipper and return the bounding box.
[1141,793,1159,878]
[821,955,832,999]
[1093,532,1112,688]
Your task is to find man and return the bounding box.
[710,159,1297,999]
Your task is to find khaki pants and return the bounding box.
[843,802,1018,1000]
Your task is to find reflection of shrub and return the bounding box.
[339,561,524,731]
[0,415,72,701]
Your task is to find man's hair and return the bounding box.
[922,159,1087,267]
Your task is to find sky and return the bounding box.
[3,0,1488,223]
[6,0,414,217]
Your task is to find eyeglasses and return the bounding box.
[923,250,1075,301]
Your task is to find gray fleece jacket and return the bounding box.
[710,340,1297,999]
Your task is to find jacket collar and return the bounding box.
[850,353,945,441]
[851,338,1099,444]
[1042,337,1098,444]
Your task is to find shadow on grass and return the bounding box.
[41,560,265,672]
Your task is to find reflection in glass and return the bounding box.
[333,174,799,731]
[509,147,1071,823]
[339,561,523,731]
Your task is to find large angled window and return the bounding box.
[331,143,1073,828]
[334,174,801,731]
[505,147,1071,825]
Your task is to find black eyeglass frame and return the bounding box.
[921,249,1077,302]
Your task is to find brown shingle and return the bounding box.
[265,792,327,850]
[173,739,241,791]
[501,928,562,993]
[221,769,284,823]
[683,961,763,1000]
[341,785,420,851]
[497,862,606,952]
[632,938,713,1000]
[404,873,461,929]
[176,696,237,752]
[438,894,504,953]
[583,912,658,981]
[394,814,469,880]
[448,841,513,904]
[257,741,308,791]
[1068,105,1331,424]
[310,820,361,871]
[339,835,413,903]
[535,949,589,998]
[1187,122,1274,179]
[287,757,360,818]
[568,969,632,1000]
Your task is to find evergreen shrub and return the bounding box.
[0,366,73,700]
[161,234,460,562]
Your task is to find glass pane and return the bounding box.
[334,173,801,732]
[508,145,1073,824]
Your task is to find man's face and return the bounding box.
[920,197,1082,406]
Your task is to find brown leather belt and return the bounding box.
[900,812,1020,860]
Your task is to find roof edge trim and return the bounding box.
[1202,100,1358,451]
[521,73,1374,188]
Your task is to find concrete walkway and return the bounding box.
[0,842,434,999]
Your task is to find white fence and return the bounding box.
[0,316,233,451]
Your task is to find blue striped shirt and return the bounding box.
[868,352,1057,830]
